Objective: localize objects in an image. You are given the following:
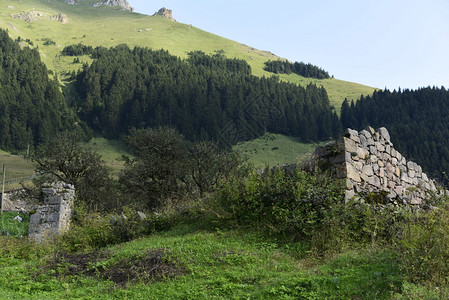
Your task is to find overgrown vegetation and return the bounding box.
[120,127,246,210]
[1,161,449,298]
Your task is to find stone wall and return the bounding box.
[1,188,37,212]
[314,127,439,205]
[28,182,75,243]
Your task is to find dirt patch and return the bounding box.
[100,249,184,287]
[42,248,184,287]
[42,251,110,278]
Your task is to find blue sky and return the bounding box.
[129,0,449,90]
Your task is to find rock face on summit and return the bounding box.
[65,0,134,11]
[154,7,175,21]
[100,0,134,11]
[314,127,442,206]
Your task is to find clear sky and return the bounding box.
[129,0,449,90]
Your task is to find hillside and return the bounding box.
[0,0,375,108]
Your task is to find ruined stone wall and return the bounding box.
[28,182,75,243]
[1,188,37,212]
[314,127,439,205]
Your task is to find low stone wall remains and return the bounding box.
[28,182,75,243]
[314,127,439,205]
[1,188,37,212]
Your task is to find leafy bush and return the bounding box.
[60,207,175,252]
[395,199,449,286]
[43,39,56,46]
[214,167,344,240]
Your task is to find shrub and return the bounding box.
[395,199,449,286]
[214,167,344,240]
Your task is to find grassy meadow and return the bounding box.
[233,133,324,168]
[0,225,402,299]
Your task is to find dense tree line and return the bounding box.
[264,60,331,79]
[71,45,340,144]
[341,87,449,182]
[0,29,75,151]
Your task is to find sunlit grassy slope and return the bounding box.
[234,133,325,169]
[0,0,376,109]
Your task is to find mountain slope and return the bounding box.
[0,0,375,108]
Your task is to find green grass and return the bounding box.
[0,151,35,190]
[276,73,377,113]
[0,212,30,237]
[87,137,130,175]
[0,0,376,110]
[0,223,406,299]
[234,132,325,168]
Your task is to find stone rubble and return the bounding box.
[314,127,441,205]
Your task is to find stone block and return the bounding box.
[391,148,397,158]
[344,137,358,153]
[344,151,352,162]
[365,175,381,187]
[395,186,404,195]
[362,165,374,176]
[410,196,422,205]
[379,168,385,178]
[357,147,370,160]
[345,128,359,138]
[401,173,409,183]
[378,127,391,142]
[366,137,375,146]
[359,135,368,148]
[388,181,396,189]
[345,190,356,202]
[369,145,377,155]
[360,129,372,139]
[385,144,391,154]
[375,142,385,152]
[346,163,361,182]
[346,179,354,190]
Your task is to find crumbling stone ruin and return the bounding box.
[1,188,37,212]
[28,182,75,243]
[314,127,440,205]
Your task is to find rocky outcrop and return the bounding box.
[11,11,68,23]
[50,13,68,24]
[314,127,441,206]
[154,7,175,21]
[92,0,134,11]
[28,182,75,243]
